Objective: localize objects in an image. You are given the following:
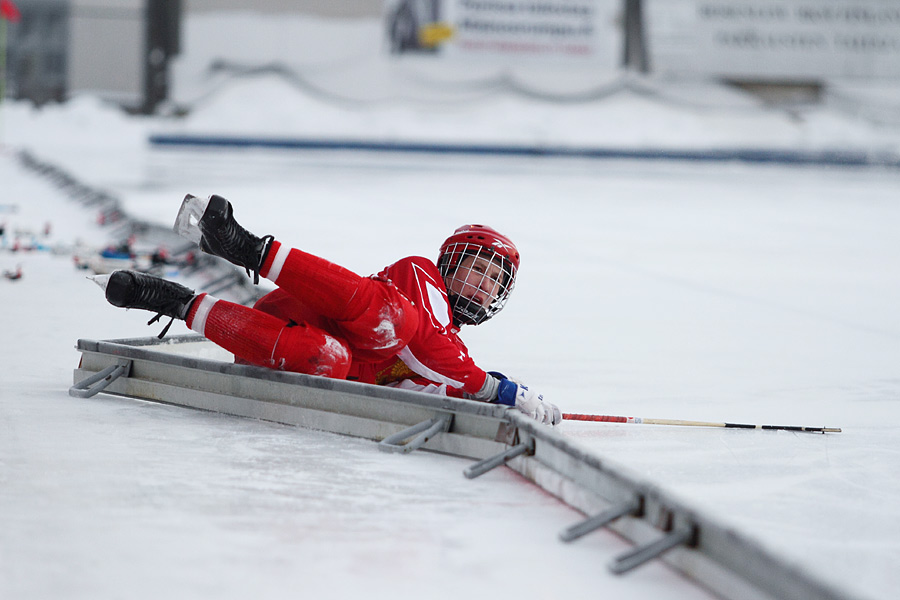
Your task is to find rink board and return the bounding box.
[72,335,861,600]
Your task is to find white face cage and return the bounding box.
[437,242,517,326]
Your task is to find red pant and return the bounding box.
[186,242,418,378]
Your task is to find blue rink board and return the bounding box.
[149,134,900,169]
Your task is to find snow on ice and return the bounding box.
[2,12,900,600]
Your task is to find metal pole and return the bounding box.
[1,17,6,98]
[622,0,649,73]
[0,17,7,143]
[142,0,180,115]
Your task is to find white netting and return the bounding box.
[438,241,516,325]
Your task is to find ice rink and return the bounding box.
[2,38,900,598]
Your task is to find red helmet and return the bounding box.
[437,225,520,326]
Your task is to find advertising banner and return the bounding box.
[386,0,621,67]
[646,0,900,79]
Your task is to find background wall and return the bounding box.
[4,1,900,111]
[186,0,382,18]
[68,0,143,102]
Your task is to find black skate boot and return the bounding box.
[174,194,273,284]
[104,270,196,338]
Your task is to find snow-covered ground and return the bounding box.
[3,12,900,600]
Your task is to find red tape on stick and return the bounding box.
[563,413,631,423]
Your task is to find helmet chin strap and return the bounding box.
[447,293,489,327]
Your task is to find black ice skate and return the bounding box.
[174,194,273,284]
[103,270,196,338]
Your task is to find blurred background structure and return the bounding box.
[2,4,900,600]
[3,0,900,117]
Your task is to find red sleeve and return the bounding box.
[379,257,488,396]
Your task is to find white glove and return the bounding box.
[496,378,562,426]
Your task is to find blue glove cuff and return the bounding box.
[496,378,517,407]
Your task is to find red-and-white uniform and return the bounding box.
[356,256,489,397]
[185,242,492,400]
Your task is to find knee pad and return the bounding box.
[275,322,353,379]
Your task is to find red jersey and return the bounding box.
[351,256,488,397]
[251,256,489,398]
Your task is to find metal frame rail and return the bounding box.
[72,335,861,600]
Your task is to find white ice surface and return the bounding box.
[3,14,900,600]
[0,154,720,600]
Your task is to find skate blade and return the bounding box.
[173,194,210,245]
[88,273,111,291]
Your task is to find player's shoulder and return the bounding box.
[386,255,441,279]
[386,256,451,320]
[391,255,437,269]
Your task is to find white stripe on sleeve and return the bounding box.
[397,346,465,390]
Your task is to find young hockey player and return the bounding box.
[100,194,561,425]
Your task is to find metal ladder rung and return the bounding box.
[559,497,641,543]
[69,360,132,398]
[609,526,696,574]
[377,415,452,454]
[463,441,533,479]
